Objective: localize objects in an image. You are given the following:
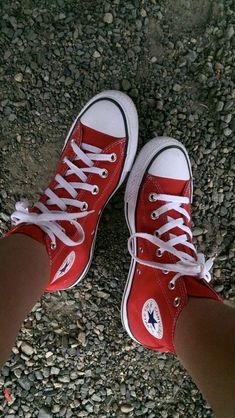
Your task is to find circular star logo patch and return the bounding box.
[142,299,163,339]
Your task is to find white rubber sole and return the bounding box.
[121,137,192,343]
[59,91,139,290]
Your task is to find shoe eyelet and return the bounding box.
[154,230,160,237]
[110,153,117,162]
[51,242,57,250]
[139,247,144,253]
[156,248,162,257]
[137,269,141,275]
[81,202,88,211]
[151,211,158,220]
[71,139,75,145]
[100,169,108,178]
[173,297,181,307]
[168,281,175,290]
[149,193,156,202]
[92,185,99,195]
[163,270,169,275]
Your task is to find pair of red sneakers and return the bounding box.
[8,91,221,354]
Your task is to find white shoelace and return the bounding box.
[128,193,213,287]
[11,140,116,248]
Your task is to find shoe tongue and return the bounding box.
[154,176,188,196]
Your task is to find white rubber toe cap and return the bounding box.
[80,99,126,138]
[148,147,190,180]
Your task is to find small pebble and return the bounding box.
[122,79,131,91]
[173,83,181,92]
[93,51,101,58]
[14,73,23,83]
[121,404,134,413]
[224,128,232,137]
[103,13,113,24]
[21,342,34,356]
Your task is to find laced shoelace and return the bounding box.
[128,193,214,287]
[11,140,117,248]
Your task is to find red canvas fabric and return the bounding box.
[7,122,127,292]
[126,174,222,353]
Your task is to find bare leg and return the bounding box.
[175,298,235,418]
[0,234,49,367]
[0,235,235,418]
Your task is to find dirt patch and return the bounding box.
[142,0,212,72]
[0,138,61,215]
[163,0,212,33]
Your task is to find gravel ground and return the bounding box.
[0,0,234,417]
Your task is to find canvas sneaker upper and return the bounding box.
[122,138,222,354]
[7,91,138,292]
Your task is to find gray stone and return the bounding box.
[103,13,113,24]
[173,83,181,92]
[122,79,131,91]
[121,404,134,413]
[216,101,224,112]
[14,73,23,82]
[38,408,52,418]
[224,128,232,137]
[18,377,31,391]
[193,227,204,237]
[226,25,234,39]
[21,342,34,356]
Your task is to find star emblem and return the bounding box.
[148,310,157,329]
[60,261,69,274]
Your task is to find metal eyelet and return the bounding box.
[168,281,175,290]
[100,169,108,178]
[151,211,158,220]
[139,247,144,253]
[92,185,99,195]
[154,230,160,237]
[51,242,57,250]
[173,297,181,307]
[149,193,156,202]
[110,153,117,162]
[156,248,162,257]
[137,269,141,275]
[163,270,169,275]
[71,139,75,145]
[81,202,88,211]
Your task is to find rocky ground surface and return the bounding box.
[0,0,234,417]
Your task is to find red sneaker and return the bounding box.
[8,91,138,292]
[121,138,222,354]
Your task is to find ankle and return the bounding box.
[1,234,50,281]
[174,297,227,357]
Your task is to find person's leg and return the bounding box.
[122,137,235,418]
[0,234,49,367]
[0,91,138,367]
[175,298,235,418]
